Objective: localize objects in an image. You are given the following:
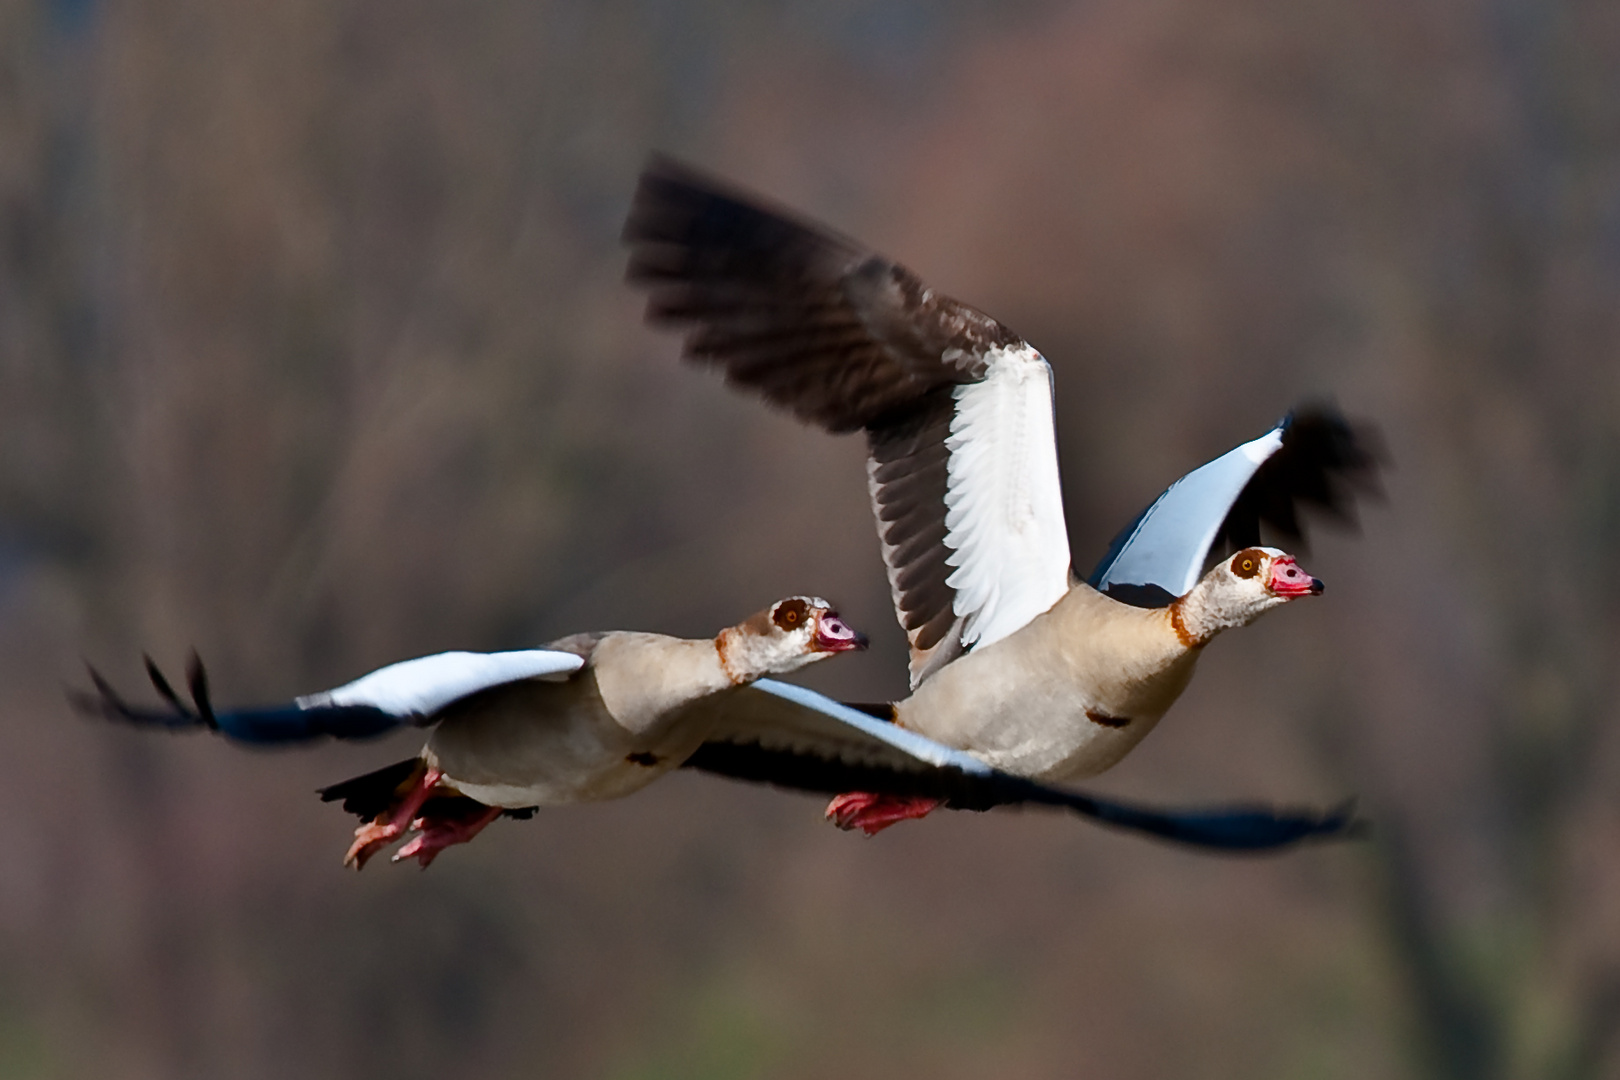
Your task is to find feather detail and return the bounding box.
[940,344,1072,654]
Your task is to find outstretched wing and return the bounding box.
[72,649,585,745]
[683,679,1362,852]
[1088,405,1383,607]
[626,158,1073,687]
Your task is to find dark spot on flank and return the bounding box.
[1086,710,1131,729]
[626,751,662,766]
[772,597,810,631]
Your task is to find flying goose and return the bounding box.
[624,158,1381,833]
[77,595,1356,864]
[80,596,864,866]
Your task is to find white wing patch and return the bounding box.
[298,649,585,718]
[1096,424,1285,598]
[941,344,1073,649]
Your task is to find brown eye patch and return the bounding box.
[1230,548,1265,579]
[772,598,810,630]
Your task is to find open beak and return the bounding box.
[813,611,869,652]
[1268,556,1324,597]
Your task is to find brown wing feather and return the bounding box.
[865,390,966,682]
[624,156,1020,432]
[625,158,1028,679]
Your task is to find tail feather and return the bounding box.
[319,758,424,819]
[318,759,537,824]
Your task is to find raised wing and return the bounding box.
[684,679,1362,852]
[1088,405,1382,607]
[625,159,1072,686]
[72,649,585,745]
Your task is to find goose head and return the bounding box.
[717,596,869,682]
[1172,547,1323,646]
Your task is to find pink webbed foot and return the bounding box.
[344,766,444,870]
[826,792,942,836]
[393,804,502,869]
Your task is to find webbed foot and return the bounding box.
[393,804,502,869]
[343,765,442,869]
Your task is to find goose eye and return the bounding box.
[1230,550,1263,579]
[772,599,809,630]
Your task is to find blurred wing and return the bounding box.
[685,680,1364,852]
[626,158,1072,686]
[73,649,585,745]
[710,678,996,774]
[1088,405,1383,607]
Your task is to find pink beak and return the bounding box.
[1268,556,1324,597]
[813,611,869,652]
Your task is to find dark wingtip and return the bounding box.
[82,662,135,719]
[143,654,190,717]
[622,153,718,248]
[85,662,120,700]
[186,651,217,730]
[67,662,125,719]
[1324,798,1370,840]
[71,659,209,733]
[1271,797,1368,848]
[1209,401,1389,561]
[63,685,96,715]
[1039,782,1372,853]
[1285,399,1390,491]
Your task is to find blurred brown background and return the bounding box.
[2,0,1618,1076]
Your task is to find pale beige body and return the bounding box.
[424,633,740,807]
[898,584,1199,780]
[894,548,1314,782]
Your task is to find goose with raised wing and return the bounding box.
[624,159,1380,833]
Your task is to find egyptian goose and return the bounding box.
[81,596,864,866]
[78,595,1355,863]
[624,158,1381,833]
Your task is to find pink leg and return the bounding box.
[344,766,444,870]
[393,805,502,869]
[825,792,942,836]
